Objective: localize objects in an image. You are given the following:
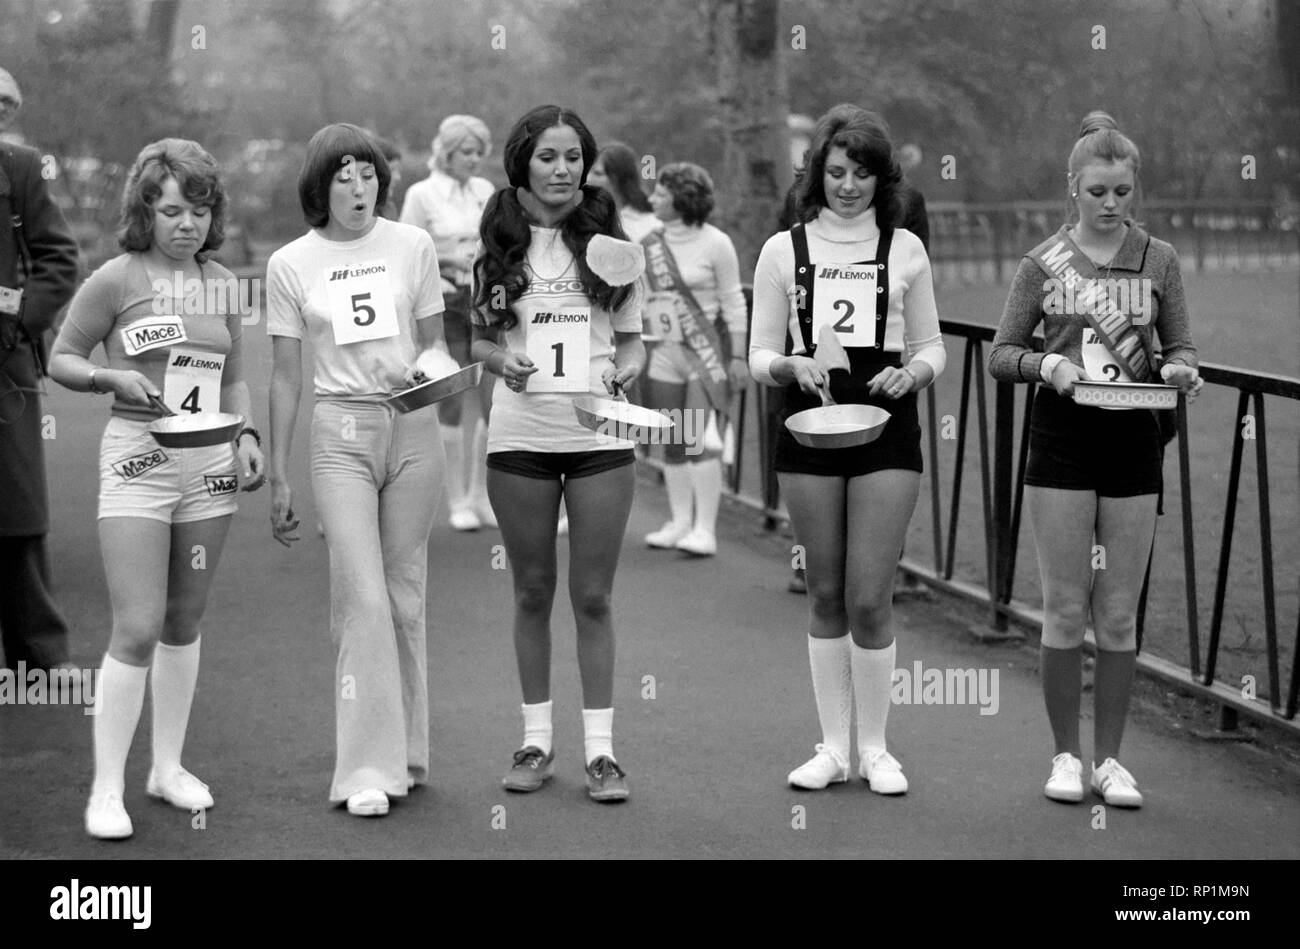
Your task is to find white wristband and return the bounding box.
[1039,354,1066,384]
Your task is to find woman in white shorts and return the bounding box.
[266,123,446,819]
[50,138,265,840]
[639,162,747,556]
[470,105,645,803]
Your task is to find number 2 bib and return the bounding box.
[324,260,400,346]
[524,304,591,393]
[163,348,226,415]
[810,264,880,349]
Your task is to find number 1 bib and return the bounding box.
[810,263,879,348]
[163,348,226,415]
[324,260,400,346]
[524,304,591,393]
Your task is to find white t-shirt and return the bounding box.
[620,207,662,244]
[473,225,644,452]
[266,218,445,397]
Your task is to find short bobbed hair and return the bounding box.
[117,138,226,258]
[657,162,715,226]
[298,123,391,229]
[502,104,598,191]
[795,103,902,227]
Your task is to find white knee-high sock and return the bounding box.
[151,638,201,774]
[689,458,723,535]
[582,708,614,764]
[661,464,693,529]
[467,417,490,508]
[852,639,897,755]
[522,700,553,755]
[807,635,852,765]
[442,422,469,511]
[91,654,149,798]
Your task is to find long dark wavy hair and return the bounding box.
[795,103,902,228]
[473,105,630,329]
[117,138,226,260]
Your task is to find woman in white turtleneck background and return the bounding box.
[748,106,945,795]
[400,114,497,531]
[638,163,747,556]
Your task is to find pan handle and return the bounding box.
[147,393,177,417]
[816,382,834,407]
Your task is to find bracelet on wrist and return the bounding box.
[901,366,919,387]
[88,367,105,394]
[238,427,262,447]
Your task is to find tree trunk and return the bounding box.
[710,0,790,276]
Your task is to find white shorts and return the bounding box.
[98,416,239,524]
[647,341,697,385]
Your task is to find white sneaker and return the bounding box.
[146,766,214,810]
[449,507,481,532]
[1044,752,1084,803]
[859,748,908,795]
[346,788,389,817]
[787,744,849,789]
[675,527,717,557]
[85,793,133,840]
[645,522,691,549]
[1091,758,1143,808]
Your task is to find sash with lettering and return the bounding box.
[1027,229,1155,382]
[641,232,731,411]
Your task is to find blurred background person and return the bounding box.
[639,162,747,557]
[0,65,81,676]
[401,114,497,531]
[588,142,660,244]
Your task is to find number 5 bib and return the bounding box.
[524,304,591,393]
[163,348,226,415]
[324,260,400,346]
[811,263,879,349]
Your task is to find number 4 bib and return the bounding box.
[524,304,591,393]
[163,348,226,414]
[324,260,400,346]
[811,263,879,348]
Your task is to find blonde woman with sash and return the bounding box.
[989,112,1201,808]
[750,107,945,793]
[640,162,747,556]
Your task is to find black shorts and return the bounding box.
[486,449,636,481]
[442,288,473,366]
[1024,389,1162,496]
[773,353,923,478]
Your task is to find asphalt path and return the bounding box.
[2,323,1298,860]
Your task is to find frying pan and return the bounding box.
[784,385,891,449]
[146,394,244,449]
[573,384,675,443]
[386,362,485,414]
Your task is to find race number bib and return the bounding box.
[811,263,878,348]
[324,260,400,345]
[163,348,226,415]
[642,292,683,343]
[1082,328,1133,384]
[524,304,591,393]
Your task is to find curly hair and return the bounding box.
[657,162,715,226]
[473,106,631,329]
[795,104,902,228]
[297,123,391,229]
[117,138,226,259]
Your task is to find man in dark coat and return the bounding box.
[0,67,80,670]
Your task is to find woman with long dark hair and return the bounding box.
[470,105,645,802]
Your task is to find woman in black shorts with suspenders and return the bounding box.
[990,112,1201,808]
[749,106,945,794]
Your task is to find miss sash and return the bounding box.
[641,231,731,411]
